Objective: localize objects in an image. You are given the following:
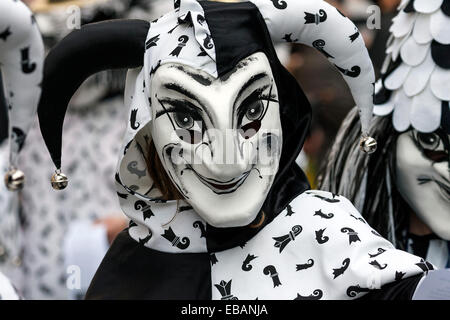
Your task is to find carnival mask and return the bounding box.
[150,52,282,228]
[396,128,450,240]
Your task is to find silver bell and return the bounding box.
[359,136,377,154]
[4,168,25,191]
[51,170,68,190]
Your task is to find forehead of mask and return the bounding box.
[396,129,450,240]
[149,52,282,227]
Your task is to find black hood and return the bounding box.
[200,1,311,251]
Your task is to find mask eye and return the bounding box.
[173,112,203,144]
[239,101,264,139]
[417,133,439,150]
[245,101,264,121]
[174,112,194,129]
[414,132,449,162]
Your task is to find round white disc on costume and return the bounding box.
[430,9,450,44]
[385,63,411,90]
[414,0,443,14]
[413,13,433,44]
[400,36,430,66]
[430,66,450,101]
[410,86,442,132]
[403,50,435,97]
[389,10,417,38]
[392,89,412,131]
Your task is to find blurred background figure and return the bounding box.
[0,0,172,300]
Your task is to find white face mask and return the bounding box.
[396,129,450,240]
[150,52,282,228]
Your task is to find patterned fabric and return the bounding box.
[374,0,450,132]
[211,191,427,300]
[17,97,126,299]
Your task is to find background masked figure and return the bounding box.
[37,0,435,299]
[320,0,450,269]
[0,0,44,298]
[7,0,172,299]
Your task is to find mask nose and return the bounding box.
[201,129,250,181]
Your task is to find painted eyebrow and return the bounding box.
[235,72,270,103]
[158,85,215,126]
[168,65,213,86]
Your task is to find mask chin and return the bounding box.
[396,131,450,240]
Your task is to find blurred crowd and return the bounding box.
[0,0,402,299]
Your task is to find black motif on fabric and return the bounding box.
[193,221,206,238]
[12,127,26,150]
[341,227,360,244]
[203,33,213,50]
[273,225,302,253]
[368,248,386,258]
[312,40,334,59]
[263,265,282,287]
[294,290,323,300]
[334,64,361,78]
[0,27,11,41]
[395,271,406,281]
[197,14,205,26]
[117,192,128,199]
[174,0,181,10]
[242,254,258,271]
[168,23,180,34]
[123,140,133,155]
[20,47,36,74]
[314,209,334,219]
[150,60,162,76]
[350,214,366,223]
[134,200,154,220]
[285,204,295,216]
[127,161,146,178]
[369,260,387,270]
[198,46,208,57]
[130,109,140,129]
[215,280,238,300]
[296,259,314,271]
[138,233,152,245]
[210,253,218,266]
[333,258,350,279]
[239,241,247,249]
[315,228,329,244]
[170,35,189,57]
[347,285,370,297]
[309,192,340,203]
[304,9,327,25]
[145,34,160,49]
[282,33,298,43]
[161,227,190,249]
[415,259,434,274]
[270,0,287,10]
[371,230,382,237]
[442,0,450,17]
[349,30,360,42]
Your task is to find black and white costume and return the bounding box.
[320,0,449,269]
[0,0,44,300]
[37,0,432,300]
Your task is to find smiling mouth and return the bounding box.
[418,176,450,200]
[185,165,252,194]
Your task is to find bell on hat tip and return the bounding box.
[4,168,25,191]
[51,170,68,190]
[359,136,377,154]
